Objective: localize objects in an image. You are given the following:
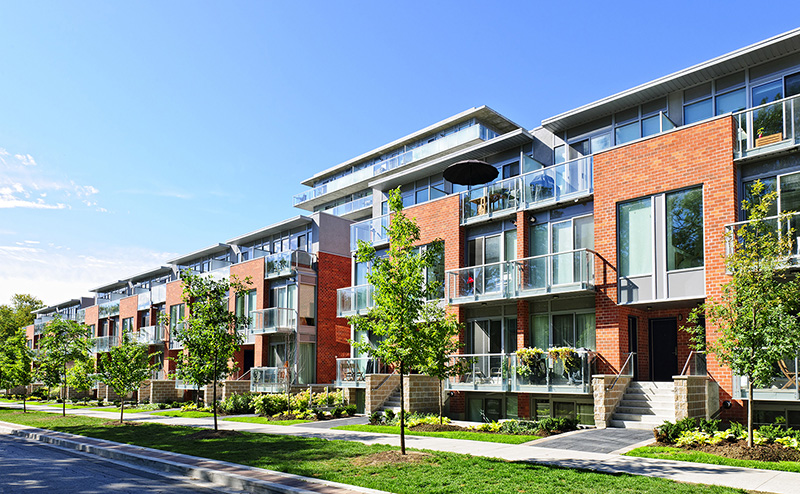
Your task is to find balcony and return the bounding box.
[460,157,593,225]
[733,355,800,401]
[350,214,390,252]
[250,366,289,393]
[91,335,119,354]
[325,195,373,218]
[98,299,120,318]
[76,309,86,324]
[134,325,165,345]
[238,327,257,344]
[444,351,594,394]
[250,307,296,334]
[294,123,498,207]
[733,95,800,160]
[446,250,596,305]
[724,212,800,261]
[336,284,374,317]
[264,250,314,279]
[334,357,381,388]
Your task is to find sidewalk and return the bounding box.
[4,401,800,494]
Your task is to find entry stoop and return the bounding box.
[380,387,403,413]
[610,381,675,429]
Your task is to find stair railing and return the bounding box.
[606,352,636,391]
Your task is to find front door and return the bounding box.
[649,318,678,381]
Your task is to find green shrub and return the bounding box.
[499,420,540,435]
[345,404,357,416]
[537,417,578,434]
[369,410,383,425]
[654,418,697,444]
[252,393,289,416]
[218,393,254,415]
[698,419,720,434]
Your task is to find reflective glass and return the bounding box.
[666,187,704,271]
[641,115,660,137]
[684,99,712,125]
[576,313,596,350]
[715,88,746,115]
[615,121,640,145]
[619,198,652,276]
[590,133,612,152]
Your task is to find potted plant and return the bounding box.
[548,347,582,381]
[516,347,546,382]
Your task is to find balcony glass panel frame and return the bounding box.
[250,366,290,393]
[350,214,390,252]
[250,307,297,334]
[336,284,375,317]
[733,95,800,159]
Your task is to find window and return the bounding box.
[236,289,258,328]
[684,83,713,125]
[618,198,652,277]
[529,214,594,286]
[122,317,134,334]
[169,303,185,333]
[530,311,596,350]
[666,187,704,271]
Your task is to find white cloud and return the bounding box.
[0,147,101,210]
[0,244,178,306]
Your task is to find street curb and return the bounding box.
[0,421,388,494]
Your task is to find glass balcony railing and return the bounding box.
[238,326,257,344]
[76,309,86,324]
[336,284,375,317]
[98,300,120,318]
[294,124,497,205]
[91,335,119,354]
[350,214,390,252]
[734,355,799,401]
[444,351,594,393]
[134,325,165,345]
[723,212,800,260]
[264,250,314,279]
[446,250,595,304]
[250,366,290,393]
[733,95,800,159]
[459,157,593,224]
[334,357,374,387]
[174,379,200,390]
[250,308,296,334]
[168,324,184,350]
[325,195,373,217]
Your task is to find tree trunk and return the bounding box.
[213,373,218,432]
[438,379,443,425]
[22,394,26,413]
[747,377,754,448]
[120,399,124,424]
[399,361,406,455]
[62,384,66,417]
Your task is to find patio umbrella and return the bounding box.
[443,160,498,186]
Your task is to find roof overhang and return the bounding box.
[33,299,82,315]
[542,27,800,133]
[226,216,313,245]
[301,106,526,186]
[89,280,129,294]
[128,266,175,284]
[368,128,534,191]
[166,243,231,265]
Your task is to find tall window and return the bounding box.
[666,187,704,271]
[618,198,652,277]
[169,303,185,333]
[531,311,595,350]
[236,289,257,328]
[122,317,134,334]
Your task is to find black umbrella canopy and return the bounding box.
[443,160,498,186]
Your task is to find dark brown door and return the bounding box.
[649,318,678,381]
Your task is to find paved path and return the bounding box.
[531,427,654,454]
[3,401,800,494]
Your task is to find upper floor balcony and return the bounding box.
[733,95,800,160]
[91,335,119,354]
[98,299,120,318]
[460,157,593,225]
[250,366,289,393]
[723,212,800,261]
[350,214,390,252]
[238,326,257,344]
[134,325,165,345]
[76,308,86,324]
[250,307,297,334]
[293,123,498,208]
[336,284,375,317]
[137,284,167,310]
[264,250,314,279]
[324,195,373,219]
[445,249,596,305]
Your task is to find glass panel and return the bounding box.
[415,187,428,204]
[532,315,549,349]
[780,172,800,214]
[554,145,566,164]
[484,236,502,293]
[552,221,572,285]
[666,187,704,271]
[504,230,517,262]
[431,180,446,199]
[715,88,746,115]
[590,133,612,152]
[753,80,784,139]
[298,343,315,385]
[743,177,778,218]
[569,140,589,159]
[531,224,548,256]
[619,198,652,276]
[552,314,574,347]
[574,216,594,250]
[576,313,596,350]
[615,121,640,145]
[753,80,783,106]
[787,72,800,97]
[641,115,660,137]
[684,99,712,125]
[505,318,517,353]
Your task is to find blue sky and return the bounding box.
[1,1,799,305]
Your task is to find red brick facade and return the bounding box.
[316,251,352,383]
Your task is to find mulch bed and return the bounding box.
[352,450,431,466]
[410,424,466,432]
[101,421,143,427]
[658,440,800,462]
[187,429,243,439]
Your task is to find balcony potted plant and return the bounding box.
[516,347,546,383]
[549,346,582,383]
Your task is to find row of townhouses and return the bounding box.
[25,28,800,428]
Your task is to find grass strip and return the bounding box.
[0,408,744,494]
[150,410,214,418]
[222,416,313,426]
[626,446,800,473]
[46,404,97,410]
[334,424,541,444]
[89,407,159,413]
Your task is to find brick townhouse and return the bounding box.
[25,28,800,426]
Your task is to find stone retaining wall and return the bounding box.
[403,375,441,414]
[592,374,631,428]
[221,380,251,400]
[674,375,718,420]
[149,380,182,403]
[365,374,399,414]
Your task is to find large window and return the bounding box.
[666,187,704,271]
[169,304,184,336]
[236,289,258,328]
[531,311,595,350]
[618,198,653,277]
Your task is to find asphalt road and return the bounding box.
[0,434,232,493]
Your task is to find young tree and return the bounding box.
[66,358,96,404]
[0,294,44,340]
[36,317,91,416]
[686,180,800,447]
[97,334,159,423]
[0,328,33,411]
[415,301,462,424]
[171,272,251,431]
[350,188,446,454]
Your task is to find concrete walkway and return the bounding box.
[3,401,799,494]
[531,427,655,454]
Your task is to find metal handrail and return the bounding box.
[680,350,705,376]
[237,369,252,381]
[606,352,636,391]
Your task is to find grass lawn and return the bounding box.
[222,416,313,426]
[626,446,800,473]
[46,403,98,409]
[0,408,746,494]
[334,424,541,444]
[90,407,160,413]
[0,398,22,403]
[150,410,214,418]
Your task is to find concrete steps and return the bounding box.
[610,381,675,430]
[381,387,403,413]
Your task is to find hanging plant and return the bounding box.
[549,346,581,373]
[516,347,546,379]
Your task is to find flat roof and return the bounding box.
[542,27,800,133]
[226,216,312,245]
[89,280,129,294]
[166,243,231,265]
[301,106,525,186]
[33,299,82,315]
[128,265,175,284]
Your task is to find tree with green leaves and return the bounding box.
[686,180,800,447]
[0,294,44,340]
[171,272,251,431]
[0,328,33,411]
[97,333,159,423]
[415,301,462,424]
[350,188,446,454]
[66,357,96,403]
[36,316,91,416]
